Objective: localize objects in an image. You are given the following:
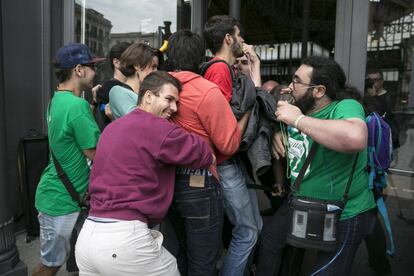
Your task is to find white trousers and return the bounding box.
[75,219,180,276]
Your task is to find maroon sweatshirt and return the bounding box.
[88,109,213,225]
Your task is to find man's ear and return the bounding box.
[113,58,121,69]
[224,33,233,46]
[144,90,152,104]
[74,64,83,78]
[313,85,326,99]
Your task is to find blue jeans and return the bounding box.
[168,169,224,276]
[38,211,79,267]
[312,208,376,275]
[217,158,263,276]
[256,201,376,276]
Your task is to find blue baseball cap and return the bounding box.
[53,43,106,69]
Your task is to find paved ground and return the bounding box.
[351,173,414,276]
[16,173,413,275]
[16,233,77,276]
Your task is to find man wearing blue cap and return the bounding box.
[33,43,104,276]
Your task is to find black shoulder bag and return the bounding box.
[286,143,358,251]
[51,151,89,272]
[50,152,89,209]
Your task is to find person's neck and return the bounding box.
[215,50,236,66]
[113,70,127,83]
[125,77,140,93]
[308,97,332,115]
[56,81,81,97]
[137,104,151,114]
[376,88,387,96]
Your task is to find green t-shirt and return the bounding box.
[35,91,100,216]
[288,99,375,220]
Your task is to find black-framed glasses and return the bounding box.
[291,76,319,90]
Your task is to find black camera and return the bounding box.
[365,78,375,91]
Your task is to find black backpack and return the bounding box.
[199,59,257,120]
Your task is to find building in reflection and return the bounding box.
[75,3,112,57]
[110,32,158,49]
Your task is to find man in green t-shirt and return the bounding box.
[256,56,376,276]
[33,43,103,276]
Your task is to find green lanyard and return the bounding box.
[279,122,291,179]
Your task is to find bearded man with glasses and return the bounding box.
[256,56,376,276]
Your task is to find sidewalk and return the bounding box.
[16,174,413,275]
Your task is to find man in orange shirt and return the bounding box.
[164,29,249,276]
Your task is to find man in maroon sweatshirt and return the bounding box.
[75,71,215,276]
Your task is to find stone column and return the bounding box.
[334,0,370,93]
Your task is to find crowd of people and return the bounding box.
[32,14,396,276]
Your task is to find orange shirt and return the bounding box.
[169,71,241,177]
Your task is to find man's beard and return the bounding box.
[294,88,315,114]
[231,39,244,58]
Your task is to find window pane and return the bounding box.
[366,0,414,173]
[230,0,337,84]
[75,0,179,57]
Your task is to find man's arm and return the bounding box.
[83,148,96,160]
[271,131,286,159]
[296,117,367,152]
[237,109,252,135]
[158,126,214,169]
[71,102,101,160]
[243,44,261,87]
[275,101,367,153]
[104,104,115,121]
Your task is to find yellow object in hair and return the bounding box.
[159,40,168,53]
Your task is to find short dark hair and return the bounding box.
[137,71,182,105]
[164,29,204,73]
[54,67,73,83]
[204,15,241,54]
[366,68,383,79]
[108,42,131,71]
[301,56,361,101]
[119,43,159,77]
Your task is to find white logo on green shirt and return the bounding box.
[288,128,311,178]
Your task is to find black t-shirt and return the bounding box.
[94,79,133,131]
[363,92,392,117]
[97,79,132,104]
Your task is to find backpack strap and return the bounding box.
[199,59,236,86]
[377,196,396,256]
[366,114,377,189]
[47,102,84,208]
[292,143,318,192]
[373,112,383,156]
